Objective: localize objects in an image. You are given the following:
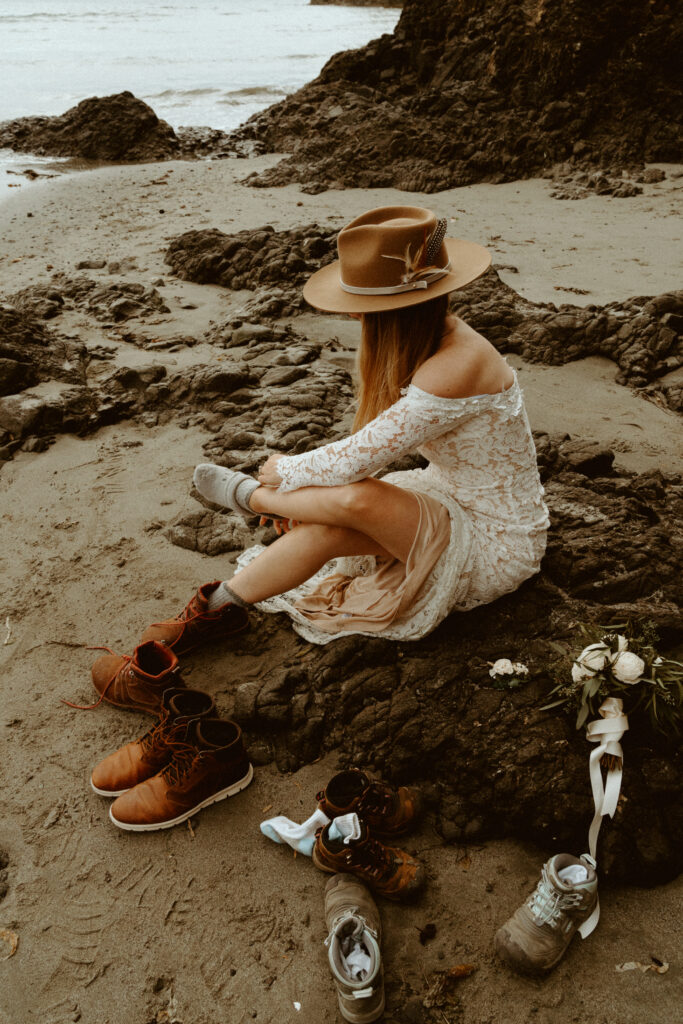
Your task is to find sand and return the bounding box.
[0,156,681,1024]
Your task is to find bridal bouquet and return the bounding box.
[544,622,682,737]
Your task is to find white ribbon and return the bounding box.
[339,263,450,295]
[586,697,629,860]
[578,697,629,937]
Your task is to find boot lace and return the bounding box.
[325,909,378,945]
[139,714,183,755]
[161,740,201,786]
[358,782,394,817]
[348,836,395,883]
[60,645,129,711]
[527,866,583,929]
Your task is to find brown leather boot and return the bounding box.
[317,769,422,839]
[90,640,183,715]
[140,581,248,655]
[109,718,253,831]
[312,820,425,902]
[90,688,215,797]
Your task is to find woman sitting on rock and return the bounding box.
[139,206,549,651]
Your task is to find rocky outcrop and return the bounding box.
[164,223,683,409]
[233,0,682,192]
[10,276,170,323]
[211,437,683,887]
[0,320,353,460]
[0,92,179,161]
[165,224,337,319]
[0,305,88,398]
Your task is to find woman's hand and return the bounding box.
[258,453,284,488]
[259,515,299,536]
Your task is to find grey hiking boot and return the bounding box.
[494,853,599,975]
[324,874,384,1024]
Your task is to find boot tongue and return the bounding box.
[549,855,588,891]
[136,640,178,677]
[196,582,221,612]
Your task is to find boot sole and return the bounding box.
[494,927,575,975]
[109,763,254,831]
[91,779,130,798]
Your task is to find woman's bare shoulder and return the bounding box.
[411,317,513,399]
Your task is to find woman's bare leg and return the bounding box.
[249,477,421,562]
[228,523,390,604]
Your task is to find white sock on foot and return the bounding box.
[207,582,250,611]
[193,464,258,513]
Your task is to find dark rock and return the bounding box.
[0,92,179,162]
[640,167,667,183]
[10,276,169,323]
[0,304,88,396]
[164,510,252,556]
[165,224,337,319]
[76,259,107,270]
[0,357,36,396]
[228,0,682,192]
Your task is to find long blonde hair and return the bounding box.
[353,295,449,430]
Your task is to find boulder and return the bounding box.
[230,0,682,191]
[0,92,179,161]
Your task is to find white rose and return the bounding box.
[512,662,529,676]
[572,661,595,683]
[577,642,611,672]
[489,658,514,678]
[611,651,645,684]
[616,635,629,652]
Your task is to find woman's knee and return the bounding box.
[332,478,385,521]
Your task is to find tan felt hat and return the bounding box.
[303,205,491,314]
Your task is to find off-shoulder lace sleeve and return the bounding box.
[276,385,478,492]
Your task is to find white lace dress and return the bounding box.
[235,370,549,644]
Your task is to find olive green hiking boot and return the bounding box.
[495,853,599,975]
[324,874,384,1024]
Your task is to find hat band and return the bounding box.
[339,263,451,296]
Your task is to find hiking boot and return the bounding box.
[140,581,249,656]
[90,640,183,715]
[324,874,384,1024]
[494,854,599,975]
[90,687,215,797]
[318,769,422,838]
[313,819,425,902]
[109,717,253,831]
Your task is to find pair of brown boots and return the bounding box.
[313,770,426,902]
[87,582,252,831]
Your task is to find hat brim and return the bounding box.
[302,237,491,314]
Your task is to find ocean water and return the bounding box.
[0,0,400,130]
[0,1,399,190]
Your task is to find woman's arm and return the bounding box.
[263,387,475,492]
